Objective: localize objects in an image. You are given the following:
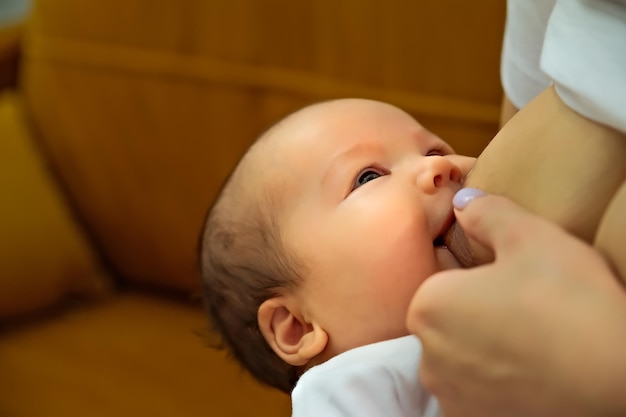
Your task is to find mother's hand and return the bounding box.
[407,189,626,417]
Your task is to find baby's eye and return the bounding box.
[353,168,385,190]
[426,148,445,157]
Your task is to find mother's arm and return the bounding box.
[595,180,626,286]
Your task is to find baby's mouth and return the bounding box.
[433,219,462,269]
[433,235,446,248]
[433,212,456,248]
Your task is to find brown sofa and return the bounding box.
[0,1,504,416]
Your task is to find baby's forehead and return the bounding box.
[259,99,414,146]
[275,98,409,129]
[248,98,431,174]
[235,98,425,198]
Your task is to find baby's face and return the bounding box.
[259,99,474,357]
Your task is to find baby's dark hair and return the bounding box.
[198,142,306,394]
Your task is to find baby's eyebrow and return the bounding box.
[321,143,379,187]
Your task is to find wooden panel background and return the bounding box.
[22,0,506,291]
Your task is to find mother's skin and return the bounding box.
[408,86,626,417]
[448,85,626,280]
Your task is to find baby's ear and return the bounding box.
[258,297,328,366]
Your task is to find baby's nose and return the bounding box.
[417,156,462,194]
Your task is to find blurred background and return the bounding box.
[0,1,504,416]
[0,0,30,26]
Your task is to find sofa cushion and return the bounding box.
[0,292,291,417]
[0,91,112,320]
[0,22,22,89]
[19,0,502,295]
[20,2,291,294]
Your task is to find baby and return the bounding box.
[199,98,474,416]
[199,92,626,416]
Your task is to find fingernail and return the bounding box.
[453,187,487,210]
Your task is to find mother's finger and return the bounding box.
[452,188,552,258]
